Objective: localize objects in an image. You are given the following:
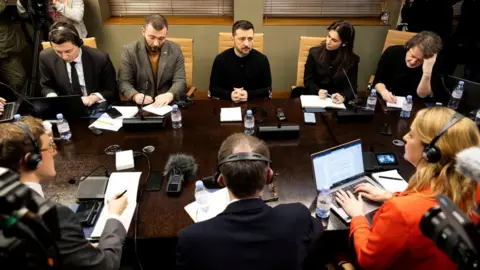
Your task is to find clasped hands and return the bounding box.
[133,92,173,107]
[318,89,344,104]
[335,183,393,218]
[231,88,248,103]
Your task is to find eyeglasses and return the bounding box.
[40,143,57,154]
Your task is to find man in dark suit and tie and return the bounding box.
[39,22,118,107]
[0,116,127,269]
[118,14,186,107]
[176,133,323,270]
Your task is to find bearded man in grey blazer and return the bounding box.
[119,14,186,107]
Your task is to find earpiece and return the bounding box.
[14,122,42,170]
[423,112,464,163]
[49,25,83,47]
[215,152,274,187]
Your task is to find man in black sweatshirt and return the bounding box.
[209,20,272,102]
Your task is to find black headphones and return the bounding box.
[14,122,43,170]
[423,112,464,163]
[49,25,84,47]
[215,152,273,186]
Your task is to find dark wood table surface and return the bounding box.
[47,98,416,238]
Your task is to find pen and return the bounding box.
[379,176,404,181]
[326,93,338,101]
[117,190,127,198]
[96,119,114,125]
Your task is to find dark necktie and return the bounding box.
[70,61,82,95]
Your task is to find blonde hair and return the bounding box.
[406,107,479,214]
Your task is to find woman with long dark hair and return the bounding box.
[303,21,360,104]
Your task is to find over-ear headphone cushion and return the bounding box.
[25,152,42,170]
[423,145,441,163]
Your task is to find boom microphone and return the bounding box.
[163,154,198,196]
[455,147,480,182]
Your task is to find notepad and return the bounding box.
[111,106,139,118]
[89,114,123,132]
[143,104,172,116]
[386,96,406,109]
[220,107,242,122]
[300,95,346,110]
[371,170,408,193]
[91,172,142,238]
[184,188,230,222]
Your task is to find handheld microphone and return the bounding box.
[0,82,39,114]
[163,154,198,196]
[455,147,480,183]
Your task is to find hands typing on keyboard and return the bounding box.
[0,97,5,116]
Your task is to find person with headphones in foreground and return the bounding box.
[39,21,118,107]
[176,133,322,270]
[336,107,480,270]
[303,20,360,104]
[373,31,444,103]
[0,116,128,270]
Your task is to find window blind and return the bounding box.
[108,0,233,17]
[264,0,382,18]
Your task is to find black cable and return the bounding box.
[68,165,110,184]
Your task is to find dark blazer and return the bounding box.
[39,46,118,103]
[176,198,323,270]
[303,46,360,101]
[118,39,186,100]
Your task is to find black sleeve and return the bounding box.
[304,51,319,95]
[372,48,392,89]
[176,230,190,270]
[98,54,118,103]
[246,56,271,100]
[209,56,232,100]
[39,53,58,96]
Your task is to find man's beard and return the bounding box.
[236,45,251,56]
[145,39,161,53]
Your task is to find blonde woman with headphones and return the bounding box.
[336,107,479,270]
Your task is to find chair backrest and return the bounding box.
[168,37,194,89]
[295,36,325,87]
[383,30,416,52]
[41,37,98,50]
[218,32,264,54]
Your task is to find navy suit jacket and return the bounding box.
[176,198,323,270]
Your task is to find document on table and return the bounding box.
[143,104,172,116]
[300,95,346,110]
[88,106,139,132]
[220,107,242,122]
[91,172,142,238]
[371,170,408,193]
[387,96,406,109]
[184,188,229,222]
[112,106,139,118]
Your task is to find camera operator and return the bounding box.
[0,116,127,270]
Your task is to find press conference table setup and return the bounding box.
[49,97,417,266]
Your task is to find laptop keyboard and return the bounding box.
[332,180,370,208]
[0,103,14,121]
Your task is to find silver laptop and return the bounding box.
[311,139,382,223]
[0,102,18,122]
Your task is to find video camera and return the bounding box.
[0,167,59,269]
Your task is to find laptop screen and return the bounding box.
[312,140,364,190]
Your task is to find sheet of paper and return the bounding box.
[88,114,123,132]
[372,170,408,193]
[91,172,142,238]
[184,188,230,222]
[143,104,172,116]
[112,106,139,118]
[300,95,346,110]
[220,107,242,122]
[387,96,406,109]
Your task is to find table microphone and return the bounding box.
[341,68,366,110]
[334,69,373,123]
[455,146,480,183]
[164,154,198,196]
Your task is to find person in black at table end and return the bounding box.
[373,31,444,104]
[209,20,272,103]
[303,20,360,105]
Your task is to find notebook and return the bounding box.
[371,170,408,192]
[300,95,346,110]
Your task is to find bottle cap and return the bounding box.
[173,104,179,110]
[459,81,464,85]
[13,114,21,120]
[246,110,252,115]
[56,113,64,120]
[407,95,413,100]
[321,185,330,193]
[195,180,204,189]
[371,89,376,94]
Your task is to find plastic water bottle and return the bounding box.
[195,180,210,215]
[366,89,378,111]
[381,8,390,25]
[13,114,21,121]
[400,95,413,119]
[475,110,480,127]
[447,81,465,110]
[56,113,72,142]
[244,110,255,135]
[316,185,332,228]
[171,104,182,129]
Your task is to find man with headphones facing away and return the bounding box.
[0,116,129,270]
[372,31,445,104]
[176,133,322,270]
[39,21,118,107]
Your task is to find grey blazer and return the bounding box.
[118,39,186,100]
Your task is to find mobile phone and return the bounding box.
[304,112,316,124]
[375,153,398,165]
[89,126,103,136]
[106,107,122,119]
[145,171,164,191]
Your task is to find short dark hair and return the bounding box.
[48,21,81,45]
[145,14,168,31]
[217,133,270,198]
[405,31,443,58]
[0,116,45,172]
[232,20,254,36]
